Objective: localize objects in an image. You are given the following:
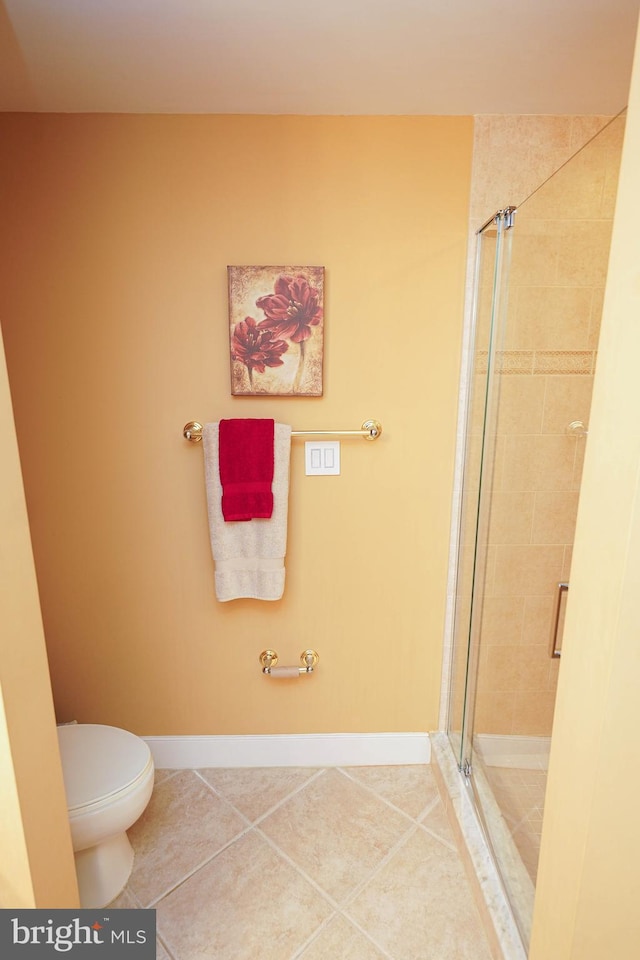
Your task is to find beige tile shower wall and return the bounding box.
[444,114,613,734]
[469,115,615,225]
[472,115,624,737]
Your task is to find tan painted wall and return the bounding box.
[0,114,472,736]
[0,325,78,907]
[0,687,33,906]
[530,19,640,960]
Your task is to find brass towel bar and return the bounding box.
[183,419,382,442]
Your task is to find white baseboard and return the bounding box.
[143,732,431,769]
[473,733,551,770]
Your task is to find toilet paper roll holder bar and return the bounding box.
[260,649,319,677]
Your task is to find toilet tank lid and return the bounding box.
[57,723,153,810]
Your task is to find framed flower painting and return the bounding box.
[228,265,324,396]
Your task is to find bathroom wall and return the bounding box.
[0,114,472,736]
[0,326,78,906]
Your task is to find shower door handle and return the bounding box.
[550,582,569,658]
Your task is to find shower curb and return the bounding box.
[430,732,528,960]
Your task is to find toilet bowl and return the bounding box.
[57,723,154,908]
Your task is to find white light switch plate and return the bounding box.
[305,441,341,475]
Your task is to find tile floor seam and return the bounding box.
[145,820,256,907]
[504,808,540,836]
[130,889,144,909]
[288,911,339,960]
[416,793,443,823]
[195,766,328,828]
[336,766,427,828]
[288,909,395,960]
[254,825,343,912]
[344,824,497,960]
[338,821,420,912]
[155,828,339,960]
[156,933,176,960]
[417,818,459,853]
[109,885,144,909]
[152,770,182,791]
[190,769,255,829]
[248,767,328,827]
[334,909,396,960]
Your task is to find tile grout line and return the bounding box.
[136,768,330,909]
[190,769,256,828]
[255,825,343,912]
[417,792,446,823]
[248,834,402,958]
[145,821,256,907]
[245,768,329,828]
[416,794,460,852]
[335,824,425,960]
[336,766,436,829]
[417,820,459,853]
[286,905,395,960]
[193,766,328,828]
[156,932,176,960]
[335,911,396,960]
[337,767,460,852]
[151,822,338,960]
[338,821,420,914]
[288,912,339,960]
[240,766,439,926]
[153,769,181,785]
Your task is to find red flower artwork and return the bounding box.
[228,265,324,396]
[256,275,323,343]
[230,317,288,387]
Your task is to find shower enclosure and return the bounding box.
[446,112,626,949]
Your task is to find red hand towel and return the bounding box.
[219,419,275,522]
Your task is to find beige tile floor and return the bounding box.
[109,764,493,960]
[483,765,547,883]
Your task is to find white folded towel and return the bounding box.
[202,422,292,601]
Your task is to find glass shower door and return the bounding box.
[447,210,514,769]
[447,111,626,950]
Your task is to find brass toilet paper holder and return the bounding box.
[259,649,319,678]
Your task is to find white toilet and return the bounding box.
[57,723,154,908]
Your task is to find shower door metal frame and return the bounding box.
[448,207,516,774]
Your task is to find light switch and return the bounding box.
[305,441,340,475]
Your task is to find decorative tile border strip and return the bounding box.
[498,352,534,375]
[475,350,596,375]
[533,350,596,375]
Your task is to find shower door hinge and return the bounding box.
[462,758,472,778]
[499,206,517,229]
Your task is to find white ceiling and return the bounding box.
[1,0,638,115]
